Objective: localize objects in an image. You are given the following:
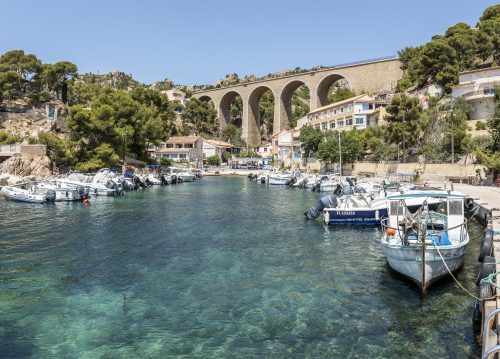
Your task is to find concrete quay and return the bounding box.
[437,183,499,359]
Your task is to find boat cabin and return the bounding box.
[387,192,466,244]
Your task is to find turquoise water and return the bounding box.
[0,177,482,358]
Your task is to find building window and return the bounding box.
[179,154,187,159]
[340,107,344,113]
[348,104,352,112]
[362,103,374,111]
[330,122,335,129]
[322,123,327,130]
[346,117,353,125]
[333,109,337,115]
[275,140,279,146]
[355,117,364,124]
[337,121,344,127]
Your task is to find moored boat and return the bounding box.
[380,191,469,293]
[268,173,293,185]
[1,186,56,204]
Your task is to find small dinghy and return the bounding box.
[1,186,55,204]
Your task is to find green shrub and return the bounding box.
[207,155,221,166]
[475,121,486,130]
[159,157,172,166]
[0,131,20,144]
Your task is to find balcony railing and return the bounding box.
[463,88,496,99]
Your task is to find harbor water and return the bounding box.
[0,177,483,358]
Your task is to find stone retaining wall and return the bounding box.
[19,144,46,156]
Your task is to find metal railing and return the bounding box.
[0,143,20,154]
[482,308,500,359]
[463,88,496,98]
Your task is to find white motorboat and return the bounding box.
[1,186,55,204]
[168,167,195,182]
[146,174,162,185]
[179,172,195,182]
[267,173,293,185]
[380,191,469,293]
[33,181,89,202]
[60,173,116,196]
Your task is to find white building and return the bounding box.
[202,139,235,160]
[452,67,499,128]
[305,94,385,132]
[255,143,272,158]
[163,89,188,105]
[155,135,203,165]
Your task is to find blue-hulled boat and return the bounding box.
[320,190,442,225]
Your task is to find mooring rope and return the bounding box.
[435,246,495,301]
[481,271,500,291]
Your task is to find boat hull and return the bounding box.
[1,187,46,204]
[180,174,195,182]
[324,208,388,224]
[382,242,468,292]
[268,175,292,185]
[323,203,432,225]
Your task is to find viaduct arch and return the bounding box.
[193,57,403,146]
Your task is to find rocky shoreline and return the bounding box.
[0,154,52,186]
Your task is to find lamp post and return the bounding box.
[402,113,406,163]
[338,131,342,176]
[122,129,127,163]
[450,107,455,164]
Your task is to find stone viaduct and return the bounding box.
[193,57,403,146]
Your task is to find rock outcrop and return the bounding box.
[0,154,51,177]
[0,109,52,139]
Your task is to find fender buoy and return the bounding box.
[83,198,89,205]
[473,282,493,336]
[386,228,396,236]
[465,198,475,211]
[479,235,493,262]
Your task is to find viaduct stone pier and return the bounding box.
[193,57,403,146]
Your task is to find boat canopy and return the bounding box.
[387,191,465,201]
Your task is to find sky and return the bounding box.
[1,0,497,85]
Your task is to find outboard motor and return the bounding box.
[114,184,124,196]
[333,184,343,196]
[171,174,178,184]
[125,179,135,191]
[160,174,169,185]
[260,176,266,184]
[45,189,56,203]
[304,194,338,220]
[106,179,115,189]
[145,178,153,187]
[133,175,146,189]
[312,181,321,192]
[76,186,90,199]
